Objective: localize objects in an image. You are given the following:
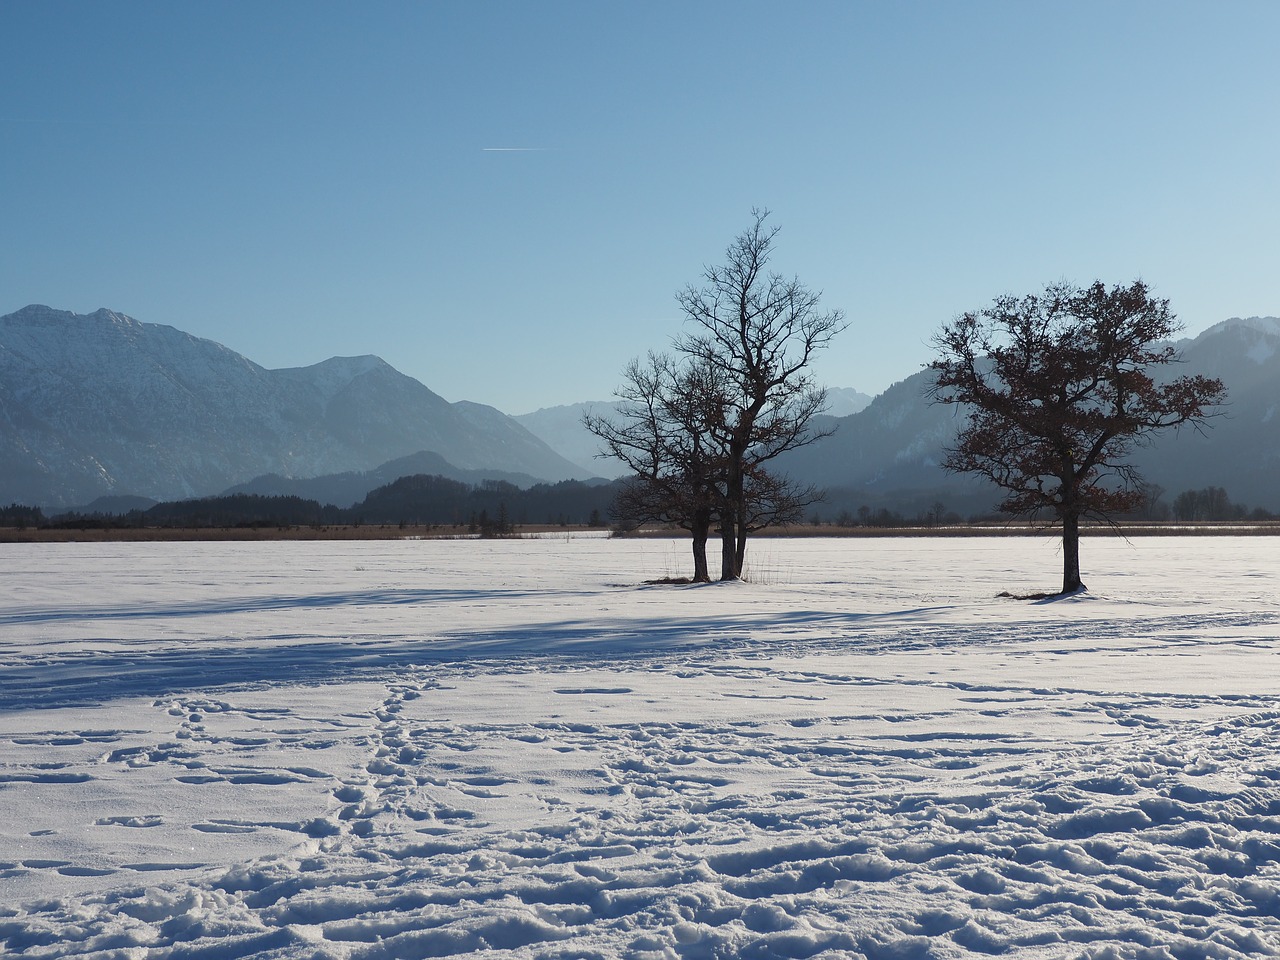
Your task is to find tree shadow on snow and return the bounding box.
[0,588,544,627]
[0,605,942,714]
[997,586,1091,603]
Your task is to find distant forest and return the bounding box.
[1,477,1274,536]
[2,476,622,534]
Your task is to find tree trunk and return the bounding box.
[719,515,738,581]
[733,499,748,579]
[1061,511,1084,594]
[691,511,711,583]
[722,458,744,580]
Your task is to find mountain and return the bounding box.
[515,402,626,479]
[777,371,996,515]
[0,305,586,508]
[6,305,1273,515]
[516,318,1280,517]
[777,316,1280,515]
[823,386,874,418]
[1129,316,1280,510]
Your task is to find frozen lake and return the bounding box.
[1,534,1278,958]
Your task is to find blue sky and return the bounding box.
[4,1,1278,413]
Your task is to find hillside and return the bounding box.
[3,305,1274,515]
[0,306,585,507]
[778,317,1280,515]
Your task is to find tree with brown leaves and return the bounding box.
[931,280,1226,594]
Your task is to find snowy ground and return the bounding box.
[1,534,1279,959]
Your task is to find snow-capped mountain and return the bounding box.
[823,386,874,417]
[0,305,586,507]
[5,305,1274,513]
[778,316,1280,514]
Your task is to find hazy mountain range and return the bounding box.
[1,305,1275,514]
[518,320,1279,515]
[775,315,1280,515]
[0,305,584,508]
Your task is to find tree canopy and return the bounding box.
[931,279,1226,593]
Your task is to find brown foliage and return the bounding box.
[931,279,1226,592]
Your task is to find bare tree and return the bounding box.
[585,345,825,583]
[740,467,823,537]
[931,280,1226,594]
[584,354,727,582]
[674,209,846,579]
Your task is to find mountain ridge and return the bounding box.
[2,306,1275,514]
[0,305,587,507]
[776,316,1280,515]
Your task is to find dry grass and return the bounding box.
[631,522,1280,540]
[0,524,469,544]
[3,520,1278,545]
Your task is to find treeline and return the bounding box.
[804,485,1277,529]
[1111,485,1275,523]
[352,476,617,528]
[0,503,46,528]
[1168,486,1272,522]
[818,503,966,528]
[5,481,1275,535]
[11,476,623,532]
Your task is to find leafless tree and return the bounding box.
[585,346,824,583]
[931,280,1226,594]
[584,354,727,582]
[673,209,846,579]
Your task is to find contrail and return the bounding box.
[481,147,549,152]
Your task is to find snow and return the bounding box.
[1222,315,1280,364]
[1248,341,1276,365]
[2,534,1279,959]
[1227,316,1280,339]
[274,355,392,400]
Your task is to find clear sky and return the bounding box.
[4,1,1278,414]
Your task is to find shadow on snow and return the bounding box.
[0,588,543,626]
[0,604,921,713]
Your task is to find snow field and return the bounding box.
[1,535,1278,958]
